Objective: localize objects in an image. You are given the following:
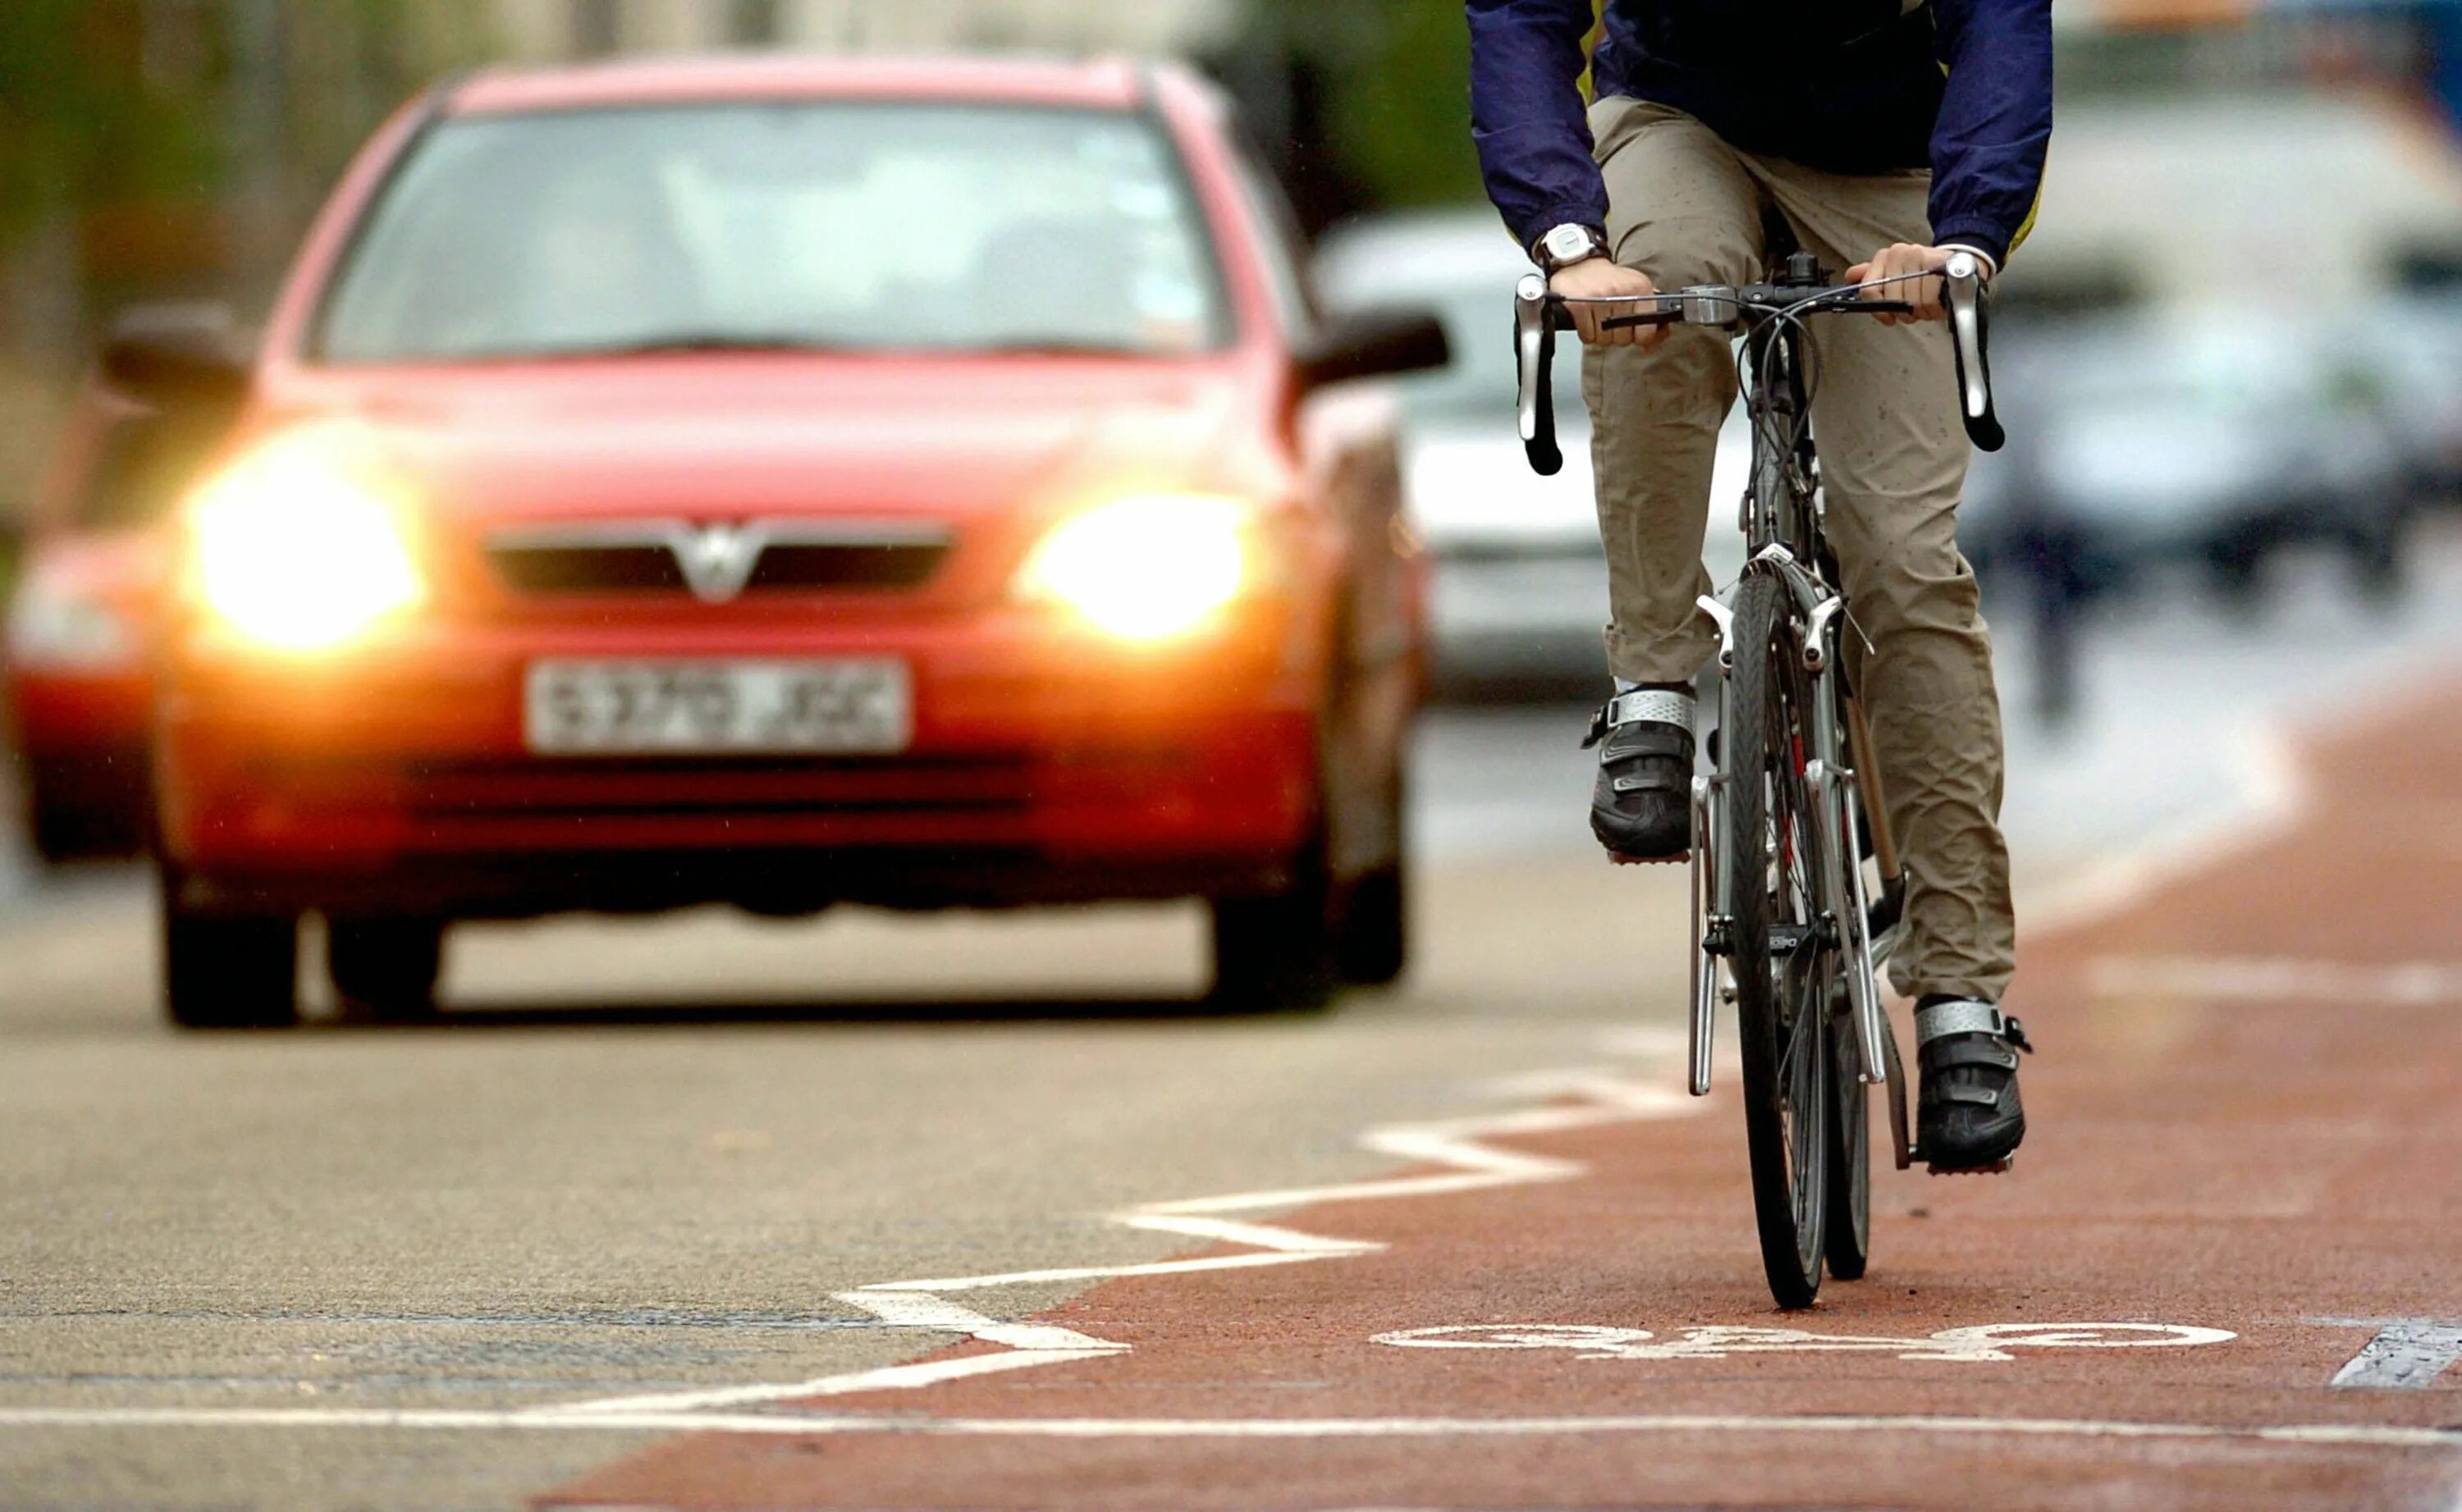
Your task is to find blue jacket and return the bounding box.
[1467,0,2052,268]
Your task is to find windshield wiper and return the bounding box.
[546,334,849,359]
[975,337,1145,358]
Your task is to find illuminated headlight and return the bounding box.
[5,579,135,669]
[185,426,424,652]
[1014,494,1263,641]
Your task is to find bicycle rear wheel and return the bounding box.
[1723,573,1830,1309]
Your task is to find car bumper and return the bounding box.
[6,667,155,847]
[158,611,1324,916]
[7,664,153,757]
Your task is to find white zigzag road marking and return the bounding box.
[542,1061,1695,1418]
[0,1048,1697,1433]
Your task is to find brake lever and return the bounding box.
[1941,252,2005,453]
[1514,273,1563,476]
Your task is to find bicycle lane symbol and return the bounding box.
[1373,1322,2238,1364]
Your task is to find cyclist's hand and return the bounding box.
[1550,258,1665,349]
[1844,243,1977,326]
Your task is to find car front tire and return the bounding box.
[161,875,300,1030]
[1336,861,1407,987]
[328,917,446,1021]
[1335,768,1410,988]
[1209,837,1339,1014]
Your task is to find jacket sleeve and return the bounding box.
[1467,0,1609,256]
[1926,0,2052,268]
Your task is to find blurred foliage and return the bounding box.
[1310,3,1491,212]
[0,1,221,245]
[0,0,497,261]
[1225,1,1499,221]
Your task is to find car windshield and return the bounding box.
[314,103,1230,363]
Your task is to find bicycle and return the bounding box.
[1514,244,2003,1308]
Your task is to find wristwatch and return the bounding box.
[1535,222,1611,274]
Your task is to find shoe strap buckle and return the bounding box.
[1582,688,1696,750]
[1915,998,2033,1053]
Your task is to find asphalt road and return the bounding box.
[2,538,2460,1509]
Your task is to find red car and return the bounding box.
[2,306,249,863]
[132,55,1443,1028]
[4,409,158,861]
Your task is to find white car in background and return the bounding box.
[1316,210,1747,696]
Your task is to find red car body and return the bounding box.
[149,57,1432,1021]
[4,384,176,860]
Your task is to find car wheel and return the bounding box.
[26,800,107,866]
[161,873,299,1030]
[2205,541,2267,617]
[2348,518,2409,608]
[1336,774,1410,988]
[328,917,446,1021]
[21,765,146,866]
[1209,842,1339,1015]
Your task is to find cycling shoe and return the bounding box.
[1915,996,2033,1174]
[1585,687,1695,863]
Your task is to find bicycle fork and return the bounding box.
[1684,560,1912,1166]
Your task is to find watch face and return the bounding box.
[1545,226,1591,262]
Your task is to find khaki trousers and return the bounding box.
[1581,96,2015,1002]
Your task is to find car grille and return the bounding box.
[486,519,950,601]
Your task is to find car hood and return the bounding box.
[252,358,1262,528]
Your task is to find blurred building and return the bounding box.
[2004,0,2462,310]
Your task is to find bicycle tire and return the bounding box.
[1724,573,1829,1309]
[1824,971,1874,1279]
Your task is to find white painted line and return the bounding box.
[546,1292,1128,1418]
[0,1406,2455,1452]
[2327,1322,2462,1390]
[1375,1322,2237,1364]
[2089,955,2462,1007]
[530,1060,1698,1418]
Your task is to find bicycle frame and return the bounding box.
[1686,312,1888,1103]
[1513,253,1999,1168]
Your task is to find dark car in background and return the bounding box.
[1962,312,2418,610]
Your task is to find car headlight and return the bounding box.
[1013,493,1263,641]
[184,425,425,652]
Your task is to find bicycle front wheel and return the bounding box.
[1723,573,1830,1309]
[1825,973,1874,1280]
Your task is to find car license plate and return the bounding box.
[524,659,911,756]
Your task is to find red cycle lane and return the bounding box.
[546,674,2462,1510]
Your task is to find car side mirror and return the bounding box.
[98,302,253,413]
[1297,307,1452,394]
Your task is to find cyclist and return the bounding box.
[1468,0,2049,1172]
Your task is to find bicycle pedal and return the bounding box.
[1920,1162,2019,1186]
[1607,850,1686,867]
